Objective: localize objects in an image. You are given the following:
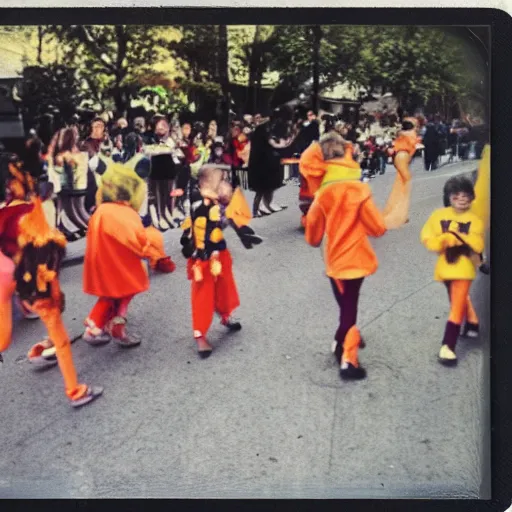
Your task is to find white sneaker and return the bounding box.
[439,345,457,363]
[259,204,272,215]
[159,217,170,231]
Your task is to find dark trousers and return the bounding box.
[329,277,364,346]
[424,151,438,171]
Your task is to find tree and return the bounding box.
[48,25,175,116]
[169,25,225,120]
[265,25,485,117]
[17,63,84,131]
[311,25,322,113]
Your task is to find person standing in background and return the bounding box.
[423,115,441,171]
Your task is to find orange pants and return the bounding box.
[442,280,479,350]
[31,299,88,401]
[87,295,134,337]
[187,249,240,337]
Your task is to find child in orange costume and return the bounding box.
[92,153,176,274]
[0,162,102,407]
[82,159,175,347]
[298,132,351,227]
[420,175,485,364]
[304,148,387,380]
[382,118,421,229]
[180,166,262,358]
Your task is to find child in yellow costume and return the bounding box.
[0,161,103,408]
[420,175,485,364]
[82,157,175,347]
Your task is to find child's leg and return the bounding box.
[466,296,479,325]
[215,250,241,331]
[440,280,472,361]
[31,298,102,406]
[461,293,480,337]
[83,297,116,345]
[108,295,140,347]
[329,277,366,379]
[189,260,216,356]
[87,297,116,329]
[253,192,263,216]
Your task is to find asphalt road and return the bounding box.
[0,157,490,499]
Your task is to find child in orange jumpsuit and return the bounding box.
[82,159,175,347]
[180,166,262,358]
[304,149,387,380]
[0,161,102,407]
[420,176,485,364]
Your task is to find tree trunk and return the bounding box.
[217,25,230,131]
[113,26,129,117]
[311,25,322,114]
[247,26,264,115]
[37,26,44,65]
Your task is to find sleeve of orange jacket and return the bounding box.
[304,198,326,248]
[144,225,167,263]
[360,197,387,238]
[102,212,151,260]
[420,211,445,252]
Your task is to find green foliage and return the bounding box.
[4,24,486,121]
[170,25,220,83]
[266,25,485,114]
[17,63,84,127]
[47,25,174,114]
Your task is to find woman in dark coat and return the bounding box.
[248,106,297,217]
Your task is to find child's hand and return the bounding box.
[171,189,184,198]
[439,233,462,248]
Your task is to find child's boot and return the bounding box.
[83,319,112,346]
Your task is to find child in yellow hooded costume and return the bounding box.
[82,158,175,347]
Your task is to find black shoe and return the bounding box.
[334,342,342,364]
[222,318,242,332]
[199,349,212,359]
[479,262,490,275]
[461,322,479,339]
[340,363,367,380]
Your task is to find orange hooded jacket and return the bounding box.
[305,159,387,280]
[83,202,152,298]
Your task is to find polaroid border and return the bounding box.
[0,7,509,511]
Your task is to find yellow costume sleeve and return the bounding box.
[225,187,252,227]
[453,217,485,254]
[420,211,445,252]
[193,216,207,250]
[181,216,192,231]
[470,144,490,231]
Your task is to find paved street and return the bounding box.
[0,157,490,499]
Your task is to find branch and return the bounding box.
[115,25,128,81]
[75,26,117,73]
